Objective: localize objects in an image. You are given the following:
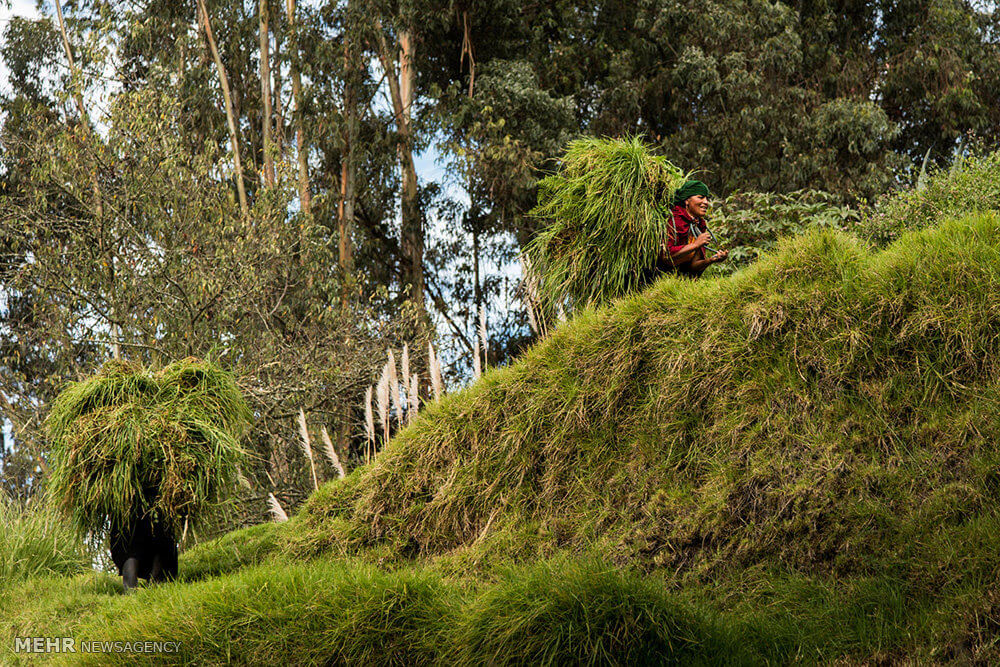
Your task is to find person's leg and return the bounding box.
[122,557,139,592]
[149,553,164,582]
[163,542,178,581]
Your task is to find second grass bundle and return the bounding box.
[526,136,687,311]
[45,358,252,536]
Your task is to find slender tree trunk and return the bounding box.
[259,0,275,186]
[464,12,478,368]
[473,223,481,345]
[53,0,119,359]
[398,30,422,310]
[338,27,357,288]
[376,25,422,312]
[272,15,286,154]
[197,0,249,217]
[286,0,311,220]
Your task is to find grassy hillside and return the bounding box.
[292,214,1000,579]
[6,209,1000,663]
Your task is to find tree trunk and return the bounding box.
[53,0,118,359]
[286,0,311,220]
[259,0,275,187]
[376,25,422,312]
[338,27,357,288]
[197,0,249,217]
[272,14,286,154]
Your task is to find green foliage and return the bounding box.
[440,59,576,229]
[65,560,457,666]
[448,558,733,666]
[0,495,90,587]
[45,358,252,535]
[709,189,858,273]
[178,521,286,582]
[525,136,685,310]
[858,149,1000,246]
[1,89,415,523]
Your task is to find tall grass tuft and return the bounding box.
[267,493,288,522]
[45,358,252,536]
[376,363,390,459]
[0,494,91,586]
[448,558,732,665]
[409,375,419,424]
[525,136,686,311]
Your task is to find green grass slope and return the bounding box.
[6,212,1000,663]
[295,214,1000,584]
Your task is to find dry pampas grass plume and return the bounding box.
[267,493,289,522]
[320,426,346,479]
[297,408,319,490]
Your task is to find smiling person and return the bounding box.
[658,180,728,278]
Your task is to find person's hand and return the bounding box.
[695,231,711,247]
[710,250,728,263]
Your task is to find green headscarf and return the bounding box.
[672,180,711,206]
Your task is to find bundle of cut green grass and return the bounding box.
[525,136,687,310]
[45,358,252,535]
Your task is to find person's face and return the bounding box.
[685,194,709,218]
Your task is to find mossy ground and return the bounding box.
[5,213,1000,663]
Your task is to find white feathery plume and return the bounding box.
[320,426,346,478]
[472,343,482,379]
[268,493,289,522]
[387,348,402,422]
[364,385,375,461]
[297,408,319,490]
[479,307,488,372]
[401,343,410,397]
[376,361,391,454]
[409,374,419,424]
[429,342,444,400]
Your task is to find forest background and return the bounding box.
[1,0,998,536]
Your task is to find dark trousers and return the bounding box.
[109,517,178,590]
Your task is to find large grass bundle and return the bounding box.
[525,136,686,310]
[45,358,252,535]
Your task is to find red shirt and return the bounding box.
[667,204,708,257]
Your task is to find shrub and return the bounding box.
[709,189,857,273]
[858,149,1000,246]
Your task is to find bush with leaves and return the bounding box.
[1,90,417,532]
[857,149,1000,247]
[708,190,858,274]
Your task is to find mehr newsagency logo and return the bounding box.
[15,637,181,654]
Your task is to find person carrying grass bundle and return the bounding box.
[46,358,252,592]
[653,180,728,278]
